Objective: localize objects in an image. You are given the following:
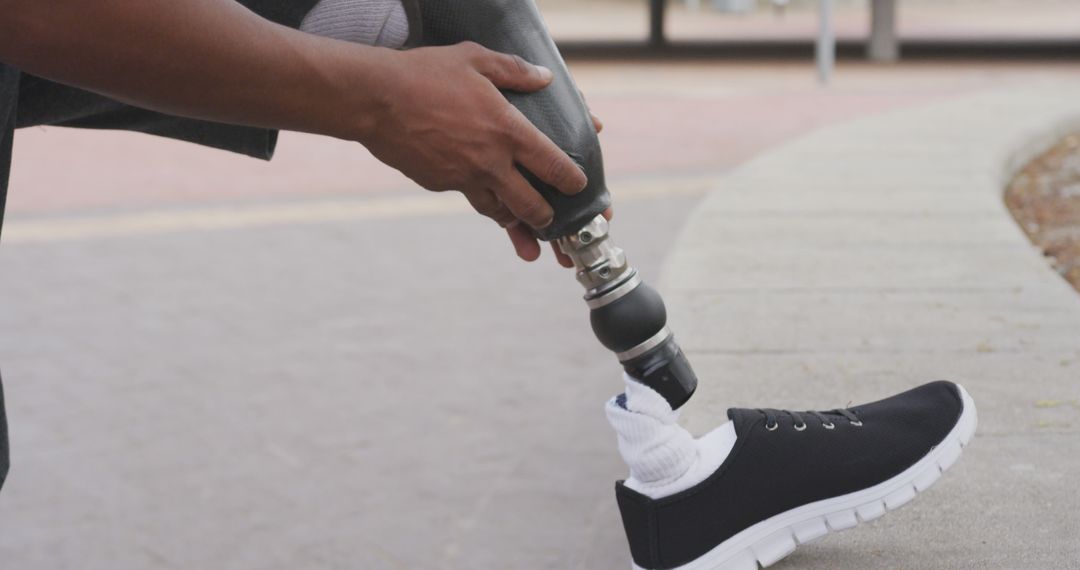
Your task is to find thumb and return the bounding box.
[474,49,554,93]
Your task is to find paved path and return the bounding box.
[2,63,1079,570]
[10,61,1075,215]
[0,188,706,570]
[665,81,1080,568]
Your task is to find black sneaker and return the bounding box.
[615,381,977,570]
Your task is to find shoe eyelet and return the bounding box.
[765,421,779,431]
[822,422,835,430]
[793,422,807,431]
[850,420,864,427]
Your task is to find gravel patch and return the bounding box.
[1005,132,1080,294]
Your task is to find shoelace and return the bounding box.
[756,407,862,432]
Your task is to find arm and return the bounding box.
[0,0,586,233]
[0,0,378,140]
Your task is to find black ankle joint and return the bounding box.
[622,336,698,409]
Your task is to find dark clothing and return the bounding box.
[0,0,321,492]
[0,371,8,487]
[1,64,19,492]
[1,63,16,242]
[16,74,280,158]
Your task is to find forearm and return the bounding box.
[0,0,389,140]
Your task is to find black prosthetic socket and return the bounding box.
[407,0,610,240]
[409,0,697,409]
[588,277,698,409]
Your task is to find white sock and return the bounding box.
[605,373,738,499]
[300,0,410,49]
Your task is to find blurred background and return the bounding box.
[1,1,1079,568]
[543,0,1080,45]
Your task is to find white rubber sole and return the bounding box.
[633,385,978,570]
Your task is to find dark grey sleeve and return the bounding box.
[0,371,8,491]
[1,64,16,241]
[15,75,279,160]
[13,0,322,161]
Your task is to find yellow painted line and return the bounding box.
[3,175,716,245]
[5,195,466,244]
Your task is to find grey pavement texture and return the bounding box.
[665,81,1080,568]
[4,64,1080,569]
[0,183,704,569]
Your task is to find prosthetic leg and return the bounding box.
[407,4,976,570]
[406,0,698,410]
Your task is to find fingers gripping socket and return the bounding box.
[408,0,611,240]
[557,215,698,409]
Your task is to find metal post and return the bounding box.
[868,0,899,62]
[650,0,668,47]
[816,0,834,84]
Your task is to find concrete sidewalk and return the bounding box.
[4,63,1080,569]
[664,82,1080,567]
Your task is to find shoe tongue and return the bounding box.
[725,408,763,436]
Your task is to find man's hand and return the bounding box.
[362,42,588,233]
